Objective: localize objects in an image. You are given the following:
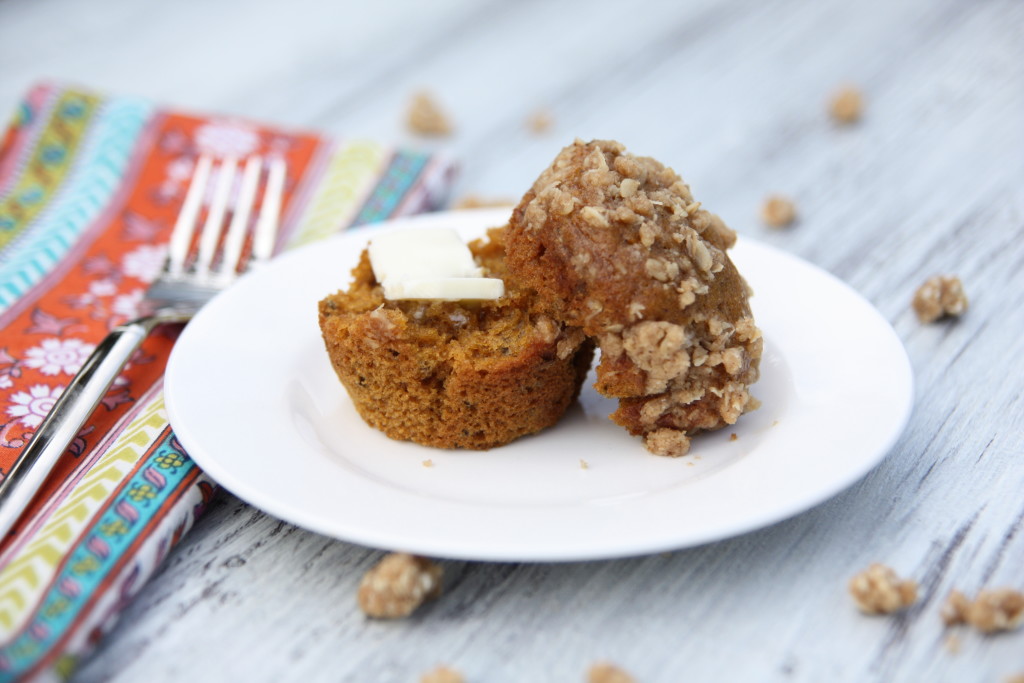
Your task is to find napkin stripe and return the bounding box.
[0,96,153,312]
[0,91,99,252]
[0,392,200,679]
[351,149,431,226]
[285,139,388,247]
[0,85,65,200]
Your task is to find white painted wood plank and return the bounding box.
[0,0,1020,680]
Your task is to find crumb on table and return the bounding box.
[407,91,453,137]
[848,563,918,614]
[422,459,434,468]
[760,195,797,228]
[829,85,864,124]
[357,552,443,619]
[587,661,636,683]
[526,108,553,134]
[420,665,465,683]
[579,458,589,470]
[943,588,1024,633]
[729,433,738,441]
[912,275,968,323]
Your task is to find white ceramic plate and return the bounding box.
[165,209,913,562]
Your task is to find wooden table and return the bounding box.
[3,0,1022,680]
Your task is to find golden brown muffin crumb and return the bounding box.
[587,661,636,683]
[422,459,434,468]
[760,195,797,228]
[407,91,453,137]
[913,275,968,323]
[357,553,442,619]
[420,665,465,683]
[504,139,761,456]
[829,85,864,124]
[849,564,918,614]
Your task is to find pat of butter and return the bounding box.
[383,277,505,301]
[368,228,504,301]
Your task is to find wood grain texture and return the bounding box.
[2,0,1022,680]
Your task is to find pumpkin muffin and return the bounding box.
[318,226,593,450]
[504,139,762,456]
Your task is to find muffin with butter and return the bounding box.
[318,225,593,450]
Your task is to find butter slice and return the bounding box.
[368,228,504,301]
[383,277,505,301]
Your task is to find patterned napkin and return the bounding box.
[0,83,456,681]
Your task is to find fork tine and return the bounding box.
[251,157,286,265]
[166,154,212,278]
[214,156,263,284]
[194,156,238,278]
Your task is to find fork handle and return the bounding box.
[0,317,163,541]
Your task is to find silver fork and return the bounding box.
[0,155,287,540]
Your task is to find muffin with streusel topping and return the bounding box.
[504,139,762,456]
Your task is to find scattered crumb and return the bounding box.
[357,552,443,619]
[829,85,864,124]
[772,420,780,427]
[587,661,636,683]
[526,108,554,134]
[422,459,434,468]
[848,563,918,614]
[955,588,1024,634]
[579,458,589,470]
[420,665,464,683]
[912,275,968,323]
[943,634,961,655]
[686,461,695,467]
[407,91,453,137]
[760,195,797,228]
[729,433,738,442]
[452,195,516,210]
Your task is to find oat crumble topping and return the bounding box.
[760,195,797,228]
[407,91,453,137]
[357,552,443,618]
[849,564,918,614]
[912,275,968,323]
